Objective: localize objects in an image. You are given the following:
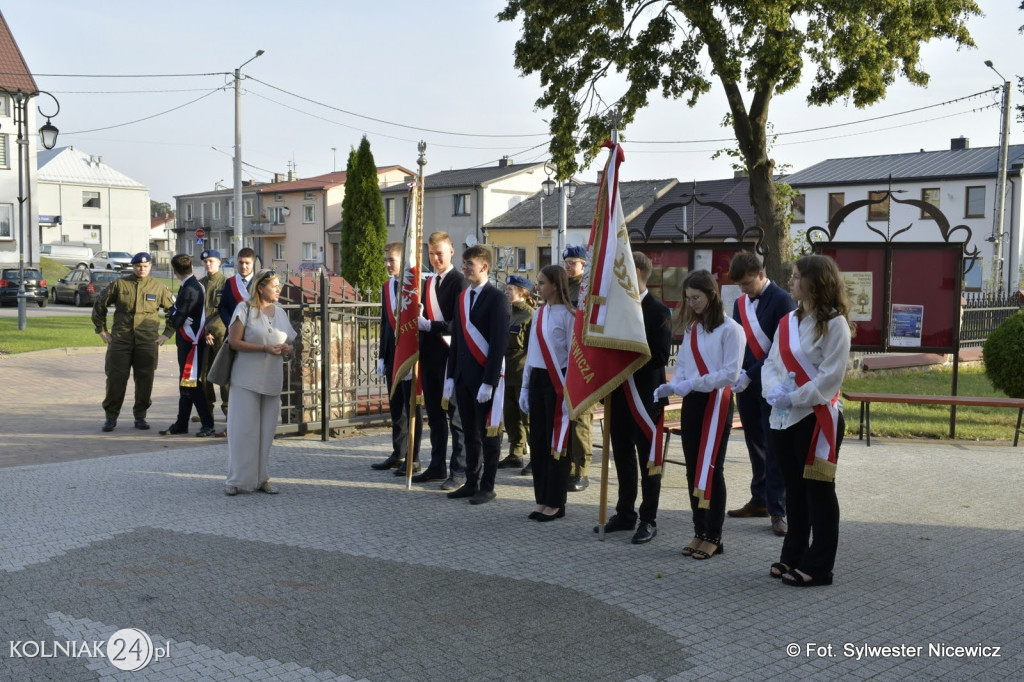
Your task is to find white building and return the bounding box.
[36,146,151,255]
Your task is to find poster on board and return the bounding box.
[890,304,924,347]
[842,271,873,322]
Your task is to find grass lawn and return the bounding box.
[0,316,103,355]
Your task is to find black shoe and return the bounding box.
[631,521,658,544]
[159,424,188,436]
[520,461,533,476]
[196,426,217,437]
[101,418,117,433]
[446,484,478,499]
[469,490,496,505]
[440,476,465,491]
[411,468,446,483]
[568,475,589,492]
[371,456,400,471]
[134,419,150,430]
[536,507,565,522]
[497,454,524,469]
[393,463,422,476]
[594,514,636,534]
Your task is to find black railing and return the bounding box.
[961,291,1023,348]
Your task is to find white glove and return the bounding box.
[476,384,493,403]
[375,359,386,377]
[672,379,694,398]
[653,383,674,401]
[765,384,792,408]
[443,378,455,401]
[519,388,530,414]
[402,371,413,382]
[731,370,751,393]
[417,316,432,332]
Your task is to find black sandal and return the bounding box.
[691,536,723,560]
[781,569,833,587]
[681,535,703,556]
[770,562,791,579]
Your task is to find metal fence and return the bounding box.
[960,290,1023,348]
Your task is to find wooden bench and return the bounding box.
[842,391,1024,447]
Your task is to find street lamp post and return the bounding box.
[233,49,264,257]
[541,162,578,262]
[0,87,60,331]
[985,60,1011,294]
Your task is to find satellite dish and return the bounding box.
[464,234,478,247]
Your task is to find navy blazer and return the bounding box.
[168,275,206,348]
[419,268,467,367]
[731,280,796,386]
[635,292,673,414]
[379,278,399,374]
[447,283,510,391]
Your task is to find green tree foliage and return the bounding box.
[499,0,978,283]
[151,200,174,218]
[340,136,387,296]
[983,311,1024,398]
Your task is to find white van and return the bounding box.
[39,244,94,269]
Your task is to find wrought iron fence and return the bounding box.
[960,291,1023,348]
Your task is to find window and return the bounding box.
[83,224,102,243]
[868,191,890,222]
[384,198,396,226]
[270,207,286,224]
[920,188,940,219]
[228,200,234,224]
[790,194,805,224]
[304,191,314,200]
[827,193,845,222]
[0,135,8,169]
[182,203,192,221]
[302,242,317,260]
[244,199,255,217]
[538,246,552,270]
[213,203,221,220]
[274,243,285,260]
[516,247,527,271]
[275,194,284,202]
[83,191,102,209]
[302,204,315,223]
[0,204,12,239]
[453,193,470,216]
[0,94,7,116]
[965,186,986,218]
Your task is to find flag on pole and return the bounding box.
[565,140,650,418]
[391,182,420,397]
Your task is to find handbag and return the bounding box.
[207,305,249,386]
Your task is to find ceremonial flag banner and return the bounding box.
[391,183,420,396]
[565,141,651,418]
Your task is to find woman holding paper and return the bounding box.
[654,270,744,559]
[519,265,575,521]
[762,254,853,587]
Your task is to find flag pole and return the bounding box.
[405,141,427,490]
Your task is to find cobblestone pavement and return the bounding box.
[1,349,1022,680]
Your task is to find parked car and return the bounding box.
[51,267,123,307]
[90,251,133,271]
[39,243,94,269]
[0,267,48,307]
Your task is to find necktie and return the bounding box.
[470,289,477,310]
[435,274,441,294]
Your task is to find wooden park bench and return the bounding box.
[842,391,1024,447]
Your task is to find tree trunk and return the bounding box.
[747,162,792,286]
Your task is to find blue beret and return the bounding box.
[563,246,587,261]
[130,252,151,264]
[506,275,532,290]
[200,249,221,261]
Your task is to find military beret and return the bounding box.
[200,249,222,261]
[506,275,532,290]
[130,252,152,264]
[562,245,587,261]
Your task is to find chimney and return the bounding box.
[273,173,285,183]
[499,156,511,168]
[951,136,969,151]
[288,170,297,181]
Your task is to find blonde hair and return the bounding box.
[427,231,452,246]
[247,269,279,318]
[540,264,576,314]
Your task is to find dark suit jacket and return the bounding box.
[218,275,250,328]
[447,283,510,391]
[635,292,672,415]
[731,281,796,386]
[379,278,398,374]
[419,268,467,370]
[168,275,206,350]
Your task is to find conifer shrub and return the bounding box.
[983,311,1024,398]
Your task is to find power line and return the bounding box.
[62,87,224,135]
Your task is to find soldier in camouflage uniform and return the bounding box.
[499,275,535,472]
[563,245,594,492]
[92,252,174,432]
[197,249,228,423]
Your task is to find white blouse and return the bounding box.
[762,312,852,430]
[521,303,574,382]
[229,304,298,396]
[670,317,745,393]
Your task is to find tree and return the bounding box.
[151,200,174,218]
[340,135,387,296]
[499,0,979,283]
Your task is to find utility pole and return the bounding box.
[985,60,1011,294]
[233,50,264,257]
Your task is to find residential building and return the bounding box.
[36,146,151,255]
[785,138,1024,292]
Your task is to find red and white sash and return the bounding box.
[535,305,570,457]
[737,293,771,361]
[689,322,733,508]
[623,376,664,474]
[179,283,207,387]
[778,312,839,482]
[225,274,247,308]
[424,274,451,346]
[455,286,505,434]
[383,277,398,332]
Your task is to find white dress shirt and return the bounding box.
[521,303,574,381]
[670,317,745,393]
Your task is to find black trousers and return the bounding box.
[609,387,663,524]
[680,390,732,539]
[771,412,845,578]
[456,381,501,491]
[528,369,570,509]
[420,359,465,476]
[386,373,422,462]
[173,341,213,430]
[736,385,786,516]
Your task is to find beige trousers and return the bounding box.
[225,386,280,491]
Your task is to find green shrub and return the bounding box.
[983,311,1024,398]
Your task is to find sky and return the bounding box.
[5,1,1021,204]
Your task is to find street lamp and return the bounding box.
[0,87,60,331]
[542,162,577,260]
[985,59,1011,294]
[233,49,265,256]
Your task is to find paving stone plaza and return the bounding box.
[0,349,1021,680]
